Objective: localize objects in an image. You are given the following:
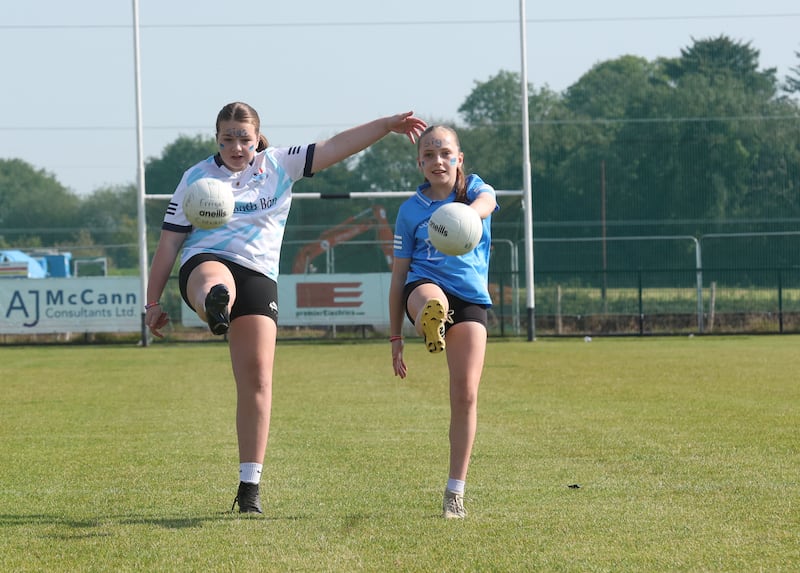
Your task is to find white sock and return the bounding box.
[446,478,465,494]
[239,463,262,484]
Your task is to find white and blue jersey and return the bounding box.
[162,145,315,281]
[393,174,498,306]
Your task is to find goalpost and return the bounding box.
[133,0,536,346]
[518,0,536,341]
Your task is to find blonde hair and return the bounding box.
[216,102,269,151]
[416,125,467,202]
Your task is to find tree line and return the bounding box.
[1,35,798,275]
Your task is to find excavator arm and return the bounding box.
[292,205,395,274]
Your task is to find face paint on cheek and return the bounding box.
[219,143,225,149]
[249,145,255,151]
[450,158,457,165]
[420,161,425,168]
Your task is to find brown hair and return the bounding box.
[416,124,467,203]
[216,102,269,151]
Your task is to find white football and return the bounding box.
[182,178,234,229]
[428,202,483,256]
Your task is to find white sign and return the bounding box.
[0,274,393,335]
[0,277,141,334]
[182,273,392,328]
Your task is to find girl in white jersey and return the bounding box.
[145,102,425,514]
[389,125,498,519]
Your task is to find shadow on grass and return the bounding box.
[0,511,310,536]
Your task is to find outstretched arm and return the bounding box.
[311,112,426,174]
[470,191,498,220]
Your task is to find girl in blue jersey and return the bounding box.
[145,102,425,514]
[389,125,498,519]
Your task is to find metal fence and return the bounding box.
[276,232,800,338]
[2,232,798,344]
[492,232,800,337]
[490,266,800,337]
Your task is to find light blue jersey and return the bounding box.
[163,145,314,281]
[394,174,498,306]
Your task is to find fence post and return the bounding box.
[556,285,563,335]
[694,237,704,334]
[499,275,506,337]
[778,270,784,334]
[638,270,644,336]
[709,282,717,333]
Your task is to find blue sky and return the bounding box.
[2,0,799,196]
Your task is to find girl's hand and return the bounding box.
[386,112,427,144]
[146,307,170,338]
[391,339,408,379]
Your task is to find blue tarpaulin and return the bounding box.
[0,250,47,278]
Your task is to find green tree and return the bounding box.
[354,135,420,192]
[459,70,523,126]
[456,72,569,252]
[784,49,800,94]
[566,55,665,119]
[655,37,784,224]
[663,35,777,98]
[458,71,527,191]
[735,97,800,221]
[557,56,670,224]
[554,37,791,233]
[0,159,80,245]
[77,184,139,269]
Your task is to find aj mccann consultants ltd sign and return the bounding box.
[0,277,140,334]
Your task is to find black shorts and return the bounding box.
[179,253,279,324]
[402,279,488,331]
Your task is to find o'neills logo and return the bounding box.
[199,209,228,217]
[430,221,448,236]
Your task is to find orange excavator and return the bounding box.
[292,205,394,274]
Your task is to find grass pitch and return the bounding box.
[1,336,798,572]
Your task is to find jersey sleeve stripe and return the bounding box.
[162,221,192,233]
[303,143,316,178]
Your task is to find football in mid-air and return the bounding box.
[182,178,234,229]
[428,202,483,256]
